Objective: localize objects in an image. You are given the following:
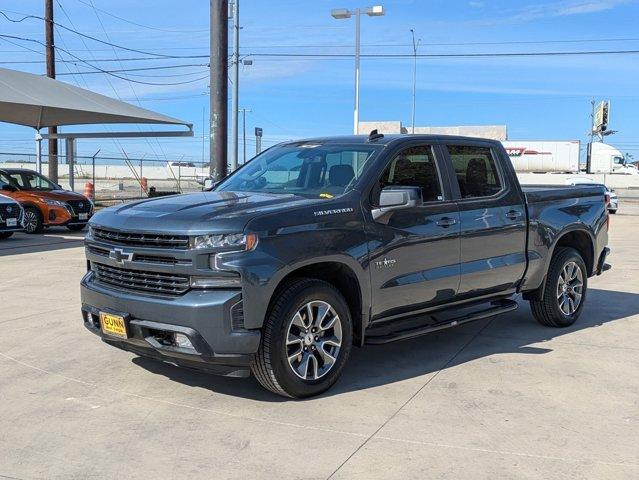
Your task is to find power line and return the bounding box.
[75,0,208,33]
[243,49,639,59]
[0,33,209,85]
[0,10,198,59]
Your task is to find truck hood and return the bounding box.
[91,191,316,234]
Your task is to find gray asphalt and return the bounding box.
[0,209,638,480]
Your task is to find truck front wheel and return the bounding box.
[530,247,588,328]
[251,278,353,398]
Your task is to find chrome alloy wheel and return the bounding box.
[557,261,584,315]
[286,301,343,380]
[23,210,39,233]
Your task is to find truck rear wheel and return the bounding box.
[530,247,587,328]
[251,278,353,398]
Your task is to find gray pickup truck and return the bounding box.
[81,133,610,398]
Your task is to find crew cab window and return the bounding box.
[447,145,502,199]
[376,145,443,203]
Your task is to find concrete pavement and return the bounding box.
[0,210,638,479]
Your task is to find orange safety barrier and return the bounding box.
[141,177,148,193]
[84,182,94,200]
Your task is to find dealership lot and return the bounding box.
[1,209,638,480]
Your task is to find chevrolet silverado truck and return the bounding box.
[0,193,24,239]
[0,168,93,233]
[81,133,610,398]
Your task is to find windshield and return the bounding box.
[216,143,382,198]
[5,171,60,191]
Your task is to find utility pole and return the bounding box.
[230,0,240,172]
[210,0,228,180]
[255,127,262,155]
[586,99,595,173]
[239,108,251,164]
[45,0,58,182]
[410,29,420,134]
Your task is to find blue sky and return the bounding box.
[1,0,638,164]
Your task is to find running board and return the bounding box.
[365,299,518,345]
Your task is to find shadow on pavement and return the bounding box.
[0,230,85,257]
[131,288,639,401]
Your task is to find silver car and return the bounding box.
[566,177,618,214]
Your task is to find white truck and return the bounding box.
[589,142,637,175]
[502,140,637,175]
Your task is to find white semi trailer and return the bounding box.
[501,140,637,175]
[501,141,580,173]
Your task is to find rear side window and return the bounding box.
[447,145,502,199]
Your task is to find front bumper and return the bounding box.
[81,272,261,377]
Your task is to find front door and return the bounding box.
[367,144,461,321]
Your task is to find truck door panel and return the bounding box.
[367,143,461,320]
[443,143,527,297]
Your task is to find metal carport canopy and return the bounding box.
[0,67,191,128]
[0,67,194,183]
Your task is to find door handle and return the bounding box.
[506,210,523,220]
[436,217,457,227]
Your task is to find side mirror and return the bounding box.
[372,186,422,221]
[1,184,17,192]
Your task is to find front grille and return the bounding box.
[67,200,92,214]
[93,227,189,250]
[0,204,20,220]
[93,262,190,296]
[86,245,189,266]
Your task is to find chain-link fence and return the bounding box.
[0,152,211,202]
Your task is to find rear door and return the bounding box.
[367,142,461,320]
[441,141,527,298]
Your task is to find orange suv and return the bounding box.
[0,168,93,233]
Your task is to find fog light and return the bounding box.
[173,333,194,350]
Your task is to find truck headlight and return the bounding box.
[191,233,257,251]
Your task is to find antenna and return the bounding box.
[368,129,384,142]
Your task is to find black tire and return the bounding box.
[67,224,87,231]
[530,247,587,328]
[251,278,353,399]
[609,209,617,214]
[0,232,13,239]
[23,207,44,234]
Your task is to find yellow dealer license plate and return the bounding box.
[99,312,128,339]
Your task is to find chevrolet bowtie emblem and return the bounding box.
[109,248,133,265]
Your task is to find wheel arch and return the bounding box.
[267,259,368,347]
[523,226,595,301]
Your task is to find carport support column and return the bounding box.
[35,131,43,174]
[66,137,75,192]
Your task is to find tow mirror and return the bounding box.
[372,186,422,221]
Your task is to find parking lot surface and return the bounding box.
[1,210,638,480]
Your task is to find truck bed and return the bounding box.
[521,184,605,203]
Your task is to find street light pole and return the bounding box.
[239,108,251,164]
[354,8,361,135]
[331,6,385,135]
[410,29,420,134]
